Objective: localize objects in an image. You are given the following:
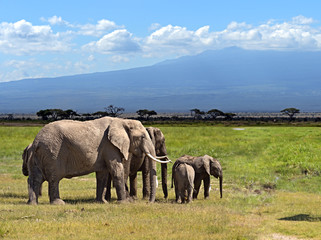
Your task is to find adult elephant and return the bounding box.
[173,155,223,199]
[105,127,169,201]
[130,127,169,199]
[24,116,170,205]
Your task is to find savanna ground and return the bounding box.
[0,124,321,239]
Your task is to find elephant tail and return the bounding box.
[22,143,33,176]
[171,161,179,188]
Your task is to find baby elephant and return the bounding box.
[172,162,195,204]
[175,155,223,199]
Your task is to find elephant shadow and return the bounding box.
[63,197,117,204]
[279,214,321,222]
[0,192,26,199]
[0,192,30,204]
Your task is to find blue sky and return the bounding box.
[1,0,321,82]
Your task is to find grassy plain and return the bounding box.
[0,124,321,239]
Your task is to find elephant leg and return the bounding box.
[141,160,150,199]
[110,161,126,202]
[203,175,211,199]
[96,171,107,203]
[193,175,202,199]
[105,173,112,202]
[129,172,138,199]
[27,166,43,205]
[174,178,180,203]
[187,186,193,203]
[180,187,185,204]
[39,183,43,196]
[48,180,65,205]
[161,163,168,199]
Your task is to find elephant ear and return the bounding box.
[107,122,130,161]
[202,155,212,176]
[146,127,156,146]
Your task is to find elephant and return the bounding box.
[23,116,170,205]
[105,127,169,201]
[173,155,223,199]
[172,162,195,203]
[129,127,169,199]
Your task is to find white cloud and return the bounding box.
[47,16,71,26]
[111,55,130,63]
[292,15,315,25]
[142,15,321,58]
[0,19,70,55]
[43,16,121,37]
[149,23,161,32]
[83,29,141,54]
[1,59,44,81]
[144,25,214,57]
[77,19,121,37]
[2,15,321,82]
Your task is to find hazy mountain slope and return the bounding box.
[1,47,321,113]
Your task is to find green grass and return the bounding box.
[1,125,321,239]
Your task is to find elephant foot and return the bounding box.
[96,198,108,204]
[130,195,138,201]
[51,198,65,205]
[27,200,38,205]
[117,199,129,204]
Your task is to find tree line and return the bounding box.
[36,105,159,121]
[35,106,301,122]
[1,105,304,122]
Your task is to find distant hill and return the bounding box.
[1,47,321,113]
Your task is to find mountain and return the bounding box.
[1,47,321,113]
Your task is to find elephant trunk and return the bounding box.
[146,150,157,203]
[161,162,168,198]
[219,174,223,198]
[22,164,29,176]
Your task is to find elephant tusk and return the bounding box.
[146,153,172,163]
[156,155,173,162]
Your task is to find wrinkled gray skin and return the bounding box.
[174,155,223,199]
[22,143,42,196]
[172,163,195,203]
[130,127,168,199]
[105,127,168,201]
[23,116,159,205]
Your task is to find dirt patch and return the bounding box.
[260,233,306,240]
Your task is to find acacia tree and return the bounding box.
[224,112,236,120]
[64,109,78,119]
[207,109,224,119]
[281,108,300,121]
[37,109,78,120]
[105,105,125,117]
[136,109,157,120]
[190,108,205,119]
